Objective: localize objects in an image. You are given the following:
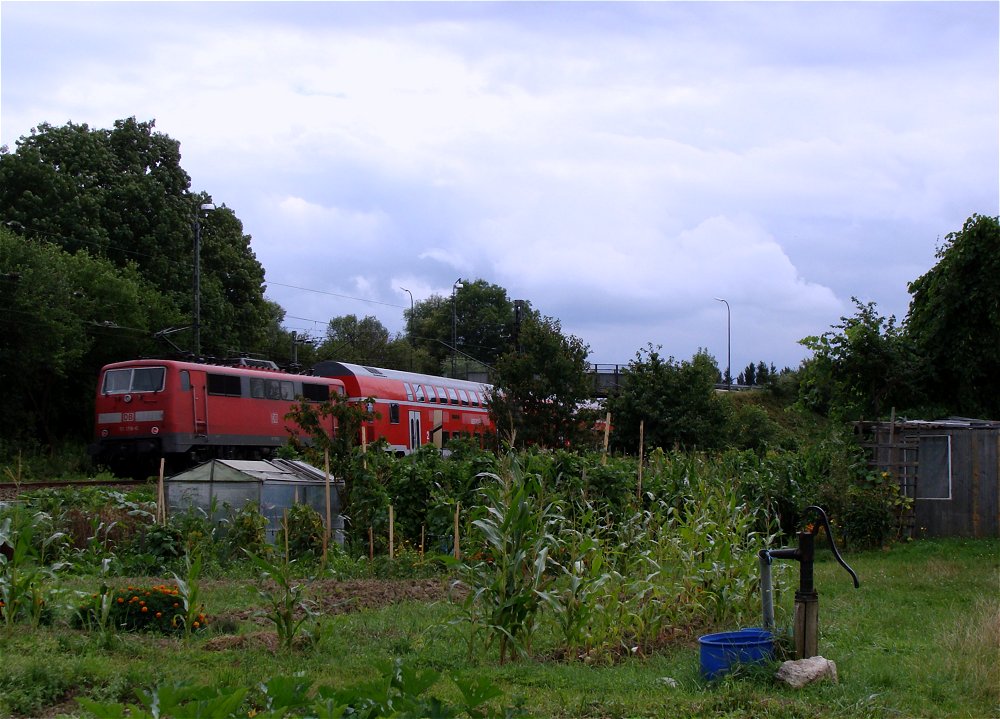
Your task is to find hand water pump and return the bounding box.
[759,505,859,659]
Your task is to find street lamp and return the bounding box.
[400,287,414,370]
[714,297,731,390]
[193,202,216,357]
[452,279,463,376]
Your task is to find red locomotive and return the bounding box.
[91,358,495,478]
[90,358,347,477]
[312,361,494,454]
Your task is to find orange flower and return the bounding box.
[156,612,162,618]
[117,598,124,604]
[141,606,148,613]
[193,621,200,628]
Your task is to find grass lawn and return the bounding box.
[1,537,996,718]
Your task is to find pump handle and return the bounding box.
[805,505,860,588]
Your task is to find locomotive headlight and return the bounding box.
[101,429,109,437]
[124,394,133,403]
[151,427,160,435]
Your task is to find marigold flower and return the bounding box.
[117,598,124,604]
[156,612,162,618]
[141,606,148,613]
[193,621,200,628]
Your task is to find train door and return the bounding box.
[432,409,444,449]
[408,410,421,451]
[183,369,209,437]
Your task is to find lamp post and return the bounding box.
[714,297,731,390]
[400,287,414,370]
[452,279,463,377]
[193,202,216,356]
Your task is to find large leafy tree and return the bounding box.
[906,214,1000,418]
[605,346,728,452]
[0,227,176,444]
[797,298,923,420]
[407,279,532,375]
[0,117,272,358]
[316,314,412,369]
[488,316,592,448]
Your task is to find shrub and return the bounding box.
[74,583,208,635]
[274,503,326,560]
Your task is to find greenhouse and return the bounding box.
[165,458,344,545]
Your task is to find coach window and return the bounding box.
[389,403,400,424]
[458,389,469,406]
[414,384,425,402]
[427,386,438,403]
[404,383,414,401]
[280,381,294,400]
[448,388,459,405]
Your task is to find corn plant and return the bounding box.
[245,550,318,650]
[171,552,206,643]
[453,455,560,664]
[0,510,66,631]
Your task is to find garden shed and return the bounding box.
[858,418,1000,538]
[165,458,345,545]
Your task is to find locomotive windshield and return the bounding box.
[102,367,166,394]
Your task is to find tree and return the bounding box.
[798,298,923,420]
[0,118,273,358]
[906,214,1000,418]
[316,314,411,369]
[605,346,727,453]
[488,316,592,448]
[407,279,532,375]
[736,361,779,387]
[0,227,175,445]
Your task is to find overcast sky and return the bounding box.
[2,2,997,372]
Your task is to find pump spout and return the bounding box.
[804,505,860,588]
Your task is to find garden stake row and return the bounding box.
[760,505,859,659]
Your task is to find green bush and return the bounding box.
[274,503,325,560]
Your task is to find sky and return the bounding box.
[2,2,998,373]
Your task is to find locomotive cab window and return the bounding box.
[102,367,165,394]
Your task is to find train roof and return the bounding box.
[313,361,492,392]
[100,358,345,383]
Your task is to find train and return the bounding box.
[90,357,495,478]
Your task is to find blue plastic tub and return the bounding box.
[698,628,774,679]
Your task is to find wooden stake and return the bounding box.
[453,502,461,561]
[602,411,611,465]
[388,504,395,559]
[361,425,368,469]
[283,508,290,565]
[323,449,331,562]
[637,420,645,500]
[157,458,166,524]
